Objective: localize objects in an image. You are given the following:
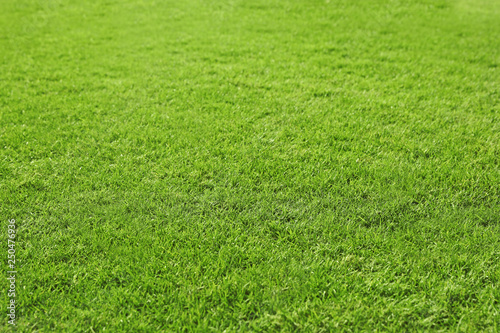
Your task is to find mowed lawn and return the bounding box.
[1,0,499,331]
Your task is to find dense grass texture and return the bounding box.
[1,0,499,331]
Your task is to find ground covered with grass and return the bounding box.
[1,0,499,331]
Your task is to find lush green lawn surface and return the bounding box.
[1,0,499,331]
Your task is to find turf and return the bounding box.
[1,0,499,331]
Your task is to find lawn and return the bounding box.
[1,0,499,331]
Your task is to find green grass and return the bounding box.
[1,0,499,331]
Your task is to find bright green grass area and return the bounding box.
[1,0,499,331]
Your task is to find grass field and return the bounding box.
[1,0,499,331]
